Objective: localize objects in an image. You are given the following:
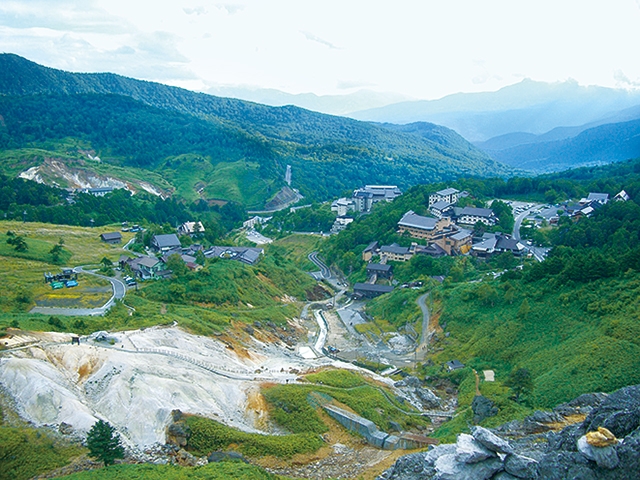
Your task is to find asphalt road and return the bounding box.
[308,251,332,279]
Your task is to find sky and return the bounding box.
[1,0,640,100]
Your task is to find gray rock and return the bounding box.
[527,410,564,424]
[434,454,503,480]
[376,451,436,480]
[493,473,519,480]
[416,387,442,409]
[504,453,539,479]
[425,444,458,465]
[472,395,498,423]
[472,426,514,454]
[554,393,607,417]
[389,421,402,432]
[604,437,640,479]
[536,451,597,480]
[577,435,619,469]
[455,433,497,463]
[58,422,74,435]
[546,423,584,452]
[582,385,640,438]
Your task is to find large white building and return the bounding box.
[429,188,460,207]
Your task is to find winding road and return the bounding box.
[308,251,332,279]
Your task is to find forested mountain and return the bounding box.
[0,54,510,207]
[481,118,640,172]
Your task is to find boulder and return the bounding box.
[59,422,74,435]
[416,387,441,409]
[577,435,619,469]
[554,392,607,417]
[434,453,503,480]
[471,426,514,454]
[493,473,519,480]
[454,433,497,463]
[376,451,435,480]
[582,385,640,438]
[536,451,597,480]
[175,448,199,467]
[472,395,498,423]
[504,453,539,479]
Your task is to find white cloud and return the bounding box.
[183,6,207,16]
[300,30,340,50]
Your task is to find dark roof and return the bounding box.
[363,241,379,253]
[366,263,392,273]
[153,234,181,248]
[137,256,163,268]
[100,232,122,241]
[416,244,447,257]
[446,360,465,369]
[495,235,524,252]
[380,244,410,255]
[398,211,438,230]
[430,200,452,211]
[434,188,459,196]
[460,207,494,218]
[588,192,609,202]
[353,283,394,293]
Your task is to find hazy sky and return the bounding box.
[1,0,639,100]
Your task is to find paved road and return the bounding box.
[308,251,332,279]
[30,266,127,316]
[512,208,534,241]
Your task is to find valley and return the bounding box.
[1,55,640,480]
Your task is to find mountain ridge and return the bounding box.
[0,54,511,207]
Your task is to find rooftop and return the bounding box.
[435,187,459,196]
[460,207,494,218]
[398,211,438,230]
[153,234,181,248]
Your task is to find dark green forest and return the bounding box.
[0,54,512,205]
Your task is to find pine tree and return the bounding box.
[86,420,125,466]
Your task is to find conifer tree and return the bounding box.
[86,420,124,466]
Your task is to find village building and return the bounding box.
[586,192,609,205]
[353,283,394,299]
[429,200,453,218]
[203,246,264,265]
[362,241,380,261]
[331,198,356,216]
[471,233,525,258]
[177,221,205,237]
[614,190,630,202]
[434,228,473,255]
[414,243,448,258]
[397,210,454,240]
[456,206,497,226]
[429,187,460,207]
[100,232,122,244]
[330,215,354,234]
[379,244,412,262]
[151,234,181,252]
[366,262,393,279]
[121,256,169,280]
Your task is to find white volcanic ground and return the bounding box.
[0,326,340,447]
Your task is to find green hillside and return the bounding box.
[0,54,512,207]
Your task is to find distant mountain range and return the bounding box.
[348,79,640,142]
[0,54,509,208]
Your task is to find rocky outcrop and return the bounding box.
[394,376,442,409]
[472,395,498,423]
[378,384,640,480]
